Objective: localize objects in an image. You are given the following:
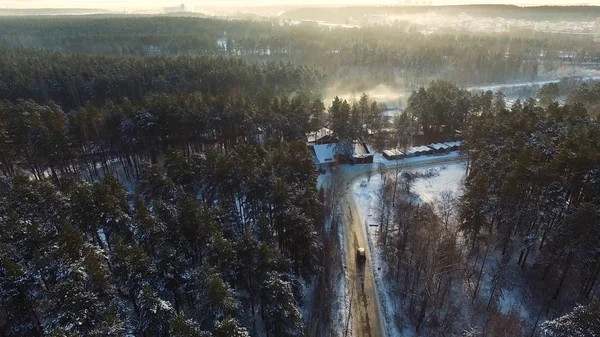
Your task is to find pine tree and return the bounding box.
[261,272,304,337]
[0,257,43,336]
[542,301,600,337]
[214,317,250,337]
[193,272,237,330]
[137,286,175,337]
[112,240,150,316]
[169,315,211,337]
[44,223,118,336]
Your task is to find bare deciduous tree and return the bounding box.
[437,190,457,229]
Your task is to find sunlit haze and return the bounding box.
[3,0,599,10]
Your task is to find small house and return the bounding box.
[307,127,336,144]
[311,143,338,169]
[352,140,375,164]
[383,149,405,160]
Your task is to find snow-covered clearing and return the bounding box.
[352,161,467,224]
[349,160,541,334]
[411,163,467,204]
[349,161,466,336]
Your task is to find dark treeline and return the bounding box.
[0,48,323,110]
[459,91,600,332]
[406,81,474,141]
[0,46,325,336]
[371,81,600,335]
[1,17,599,90]
[0,90,325,182]
[405,80,600,142]
[0,142,321,336]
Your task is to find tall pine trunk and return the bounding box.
[472,238,490,304]
[552,252,573,301]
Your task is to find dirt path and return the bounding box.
[339,155,464,337]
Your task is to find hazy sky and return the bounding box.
[3,0,599,10]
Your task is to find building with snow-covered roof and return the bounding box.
[383,145,431,160]
[428,143,449,153]
[428,141,463,153]
[307,127,336,144]
[309,138,374,170]
[352,141,375,164]
[382,150,396,160]
[311,143,337,169]
[383,149,405,160]
[404,148,417,157]
[413,145,433,155]
[447,141,462,151]
[382,141,462,162]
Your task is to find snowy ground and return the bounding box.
[336,216,351,337]
[351,161,467,337]
[349,159,541,335]
[352,161,467,221]
[411,163,467,203]
[315,152,467,337]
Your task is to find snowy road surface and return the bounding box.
[338,154,464,337]
[341,189,383,337]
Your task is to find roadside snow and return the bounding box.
[352,174,411,337]
[301,279,316,323]
[336,223,351,337]
[317,171,332,190]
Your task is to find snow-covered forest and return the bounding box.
[1,9,600,337]
[0,47,327,336]
[347,83,600,336]
[1,15,599,93]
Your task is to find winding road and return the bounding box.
[338,155,465,337]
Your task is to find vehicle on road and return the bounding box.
[356,247,366,262]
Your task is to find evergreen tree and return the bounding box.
[214,317,250,337]
[542,301,600,337]
[137,286,175,337]
[261,272,304,337]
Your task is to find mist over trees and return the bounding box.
[0,48,323,110]
[1,16,599,92]
[0,10,599,337]
[281,5,600,24]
